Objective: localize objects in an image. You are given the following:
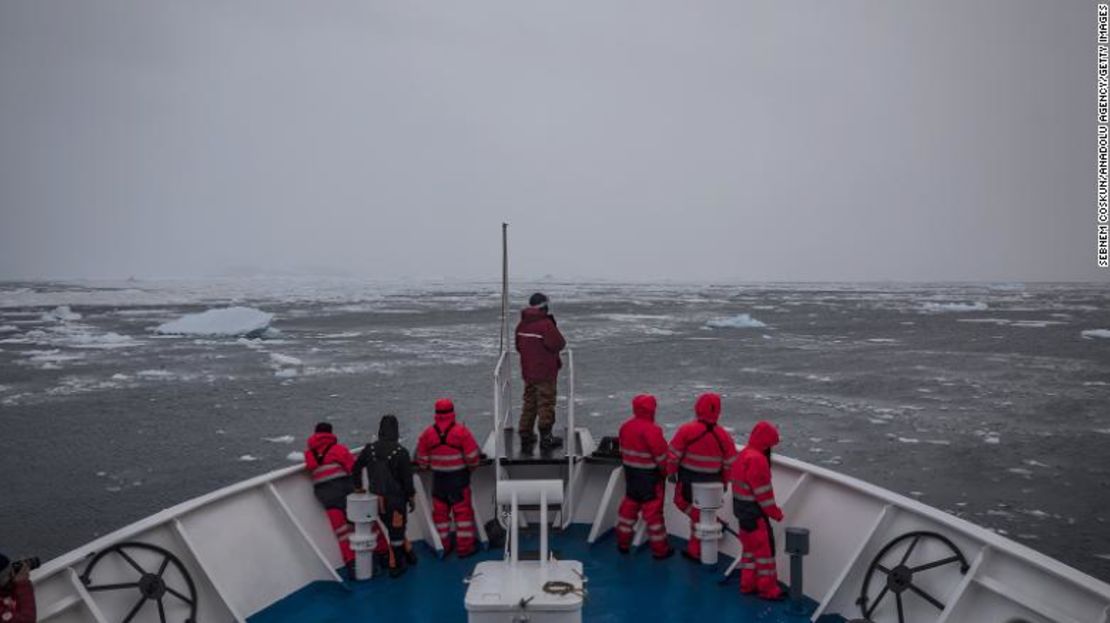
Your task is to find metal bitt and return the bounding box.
[347,492,381,580]
[784,527,810,604]
[691,482,725,565]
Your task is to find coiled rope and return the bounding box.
[542,580,587,598]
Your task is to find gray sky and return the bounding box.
[0,0,1102,282]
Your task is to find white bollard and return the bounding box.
[346,492,380,580]
[691,482,724,565]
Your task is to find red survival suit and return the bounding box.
[0,560,35,623]
[616,394,673,558]
[730,421,785,599]
[415,399,482,556]
[305,429,374,568]
[666,393,738,559]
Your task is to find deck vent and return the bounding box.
[785,527,811,604]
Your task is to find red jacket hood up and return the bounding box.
[434,398,457,430]
[307,431,338,454]
[747,420,780,452]
[632,394,657,422]
[694,393,722,424]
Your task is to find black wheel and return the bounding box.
[80,541,198,623]
[856,531,969,623]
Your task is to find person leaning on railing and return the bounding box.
[0,552,36,623]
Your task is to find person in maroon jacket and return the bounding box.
[0,552,36,623]
[514,292,567,451]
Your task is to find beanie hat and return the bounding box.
[529,292,549,308]
[314,422,333,433]
[435,398,455,415]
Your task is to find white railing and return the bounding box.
[564,348,576,523]
[492,349,512,469]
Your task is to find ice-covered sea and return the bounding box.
[1,278,1109,581]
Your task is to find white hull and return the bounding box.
[29,434,1110,623]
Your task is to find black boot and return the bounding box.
[519,433,537,454]
[539,430,563,451]
[404,546,418,566]
[388,547,407,578]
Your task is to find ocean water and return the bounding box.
[1,278,1108,581]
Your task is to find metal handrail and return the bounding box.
[565,348,576,524]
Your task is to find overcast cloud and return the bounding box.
[0,0,1102,282]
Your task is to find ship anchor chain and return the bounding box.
[855,531,969,623]
[80,541,199,623]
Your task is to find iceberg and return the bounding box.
[156,307,273,337]
[706,314,767,329]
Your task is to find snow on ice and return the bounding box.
[706,314,766,329]
[156,307,274,337]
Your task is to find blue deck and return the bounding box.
[250,525,846,623]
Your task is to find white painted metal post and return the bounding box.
[493,363,501,478]
[565,348,576,523]
[567,348,575,456]
[510,492,520,567]
[540,489,549,565]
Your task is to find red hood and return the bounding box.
[747,421,780,451]
[434,398,457,429]
[694,393,721,424]
[307,431,337,453]
[632,394,657,422]
[520,307,548,322]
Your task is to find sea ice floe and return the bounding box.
[0,325,18,333]
[41,305,82,322]
[286,452,303,462]
[64,331,139,349]
[706,314,766,329]
[920,302,988,313]
[1010,320,1064,328]
[270,353,303,366]
[238,454,260,462]
[1081,329,1110,339]
[274,368,298,378]
[156,307,274,337]
[136,369,176,379]
[263,435,295,443]
[22,349,85,366]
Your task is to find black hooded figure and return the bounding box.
[353,414,418,576]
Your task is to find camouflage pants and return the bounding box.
[519,380,557,439]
